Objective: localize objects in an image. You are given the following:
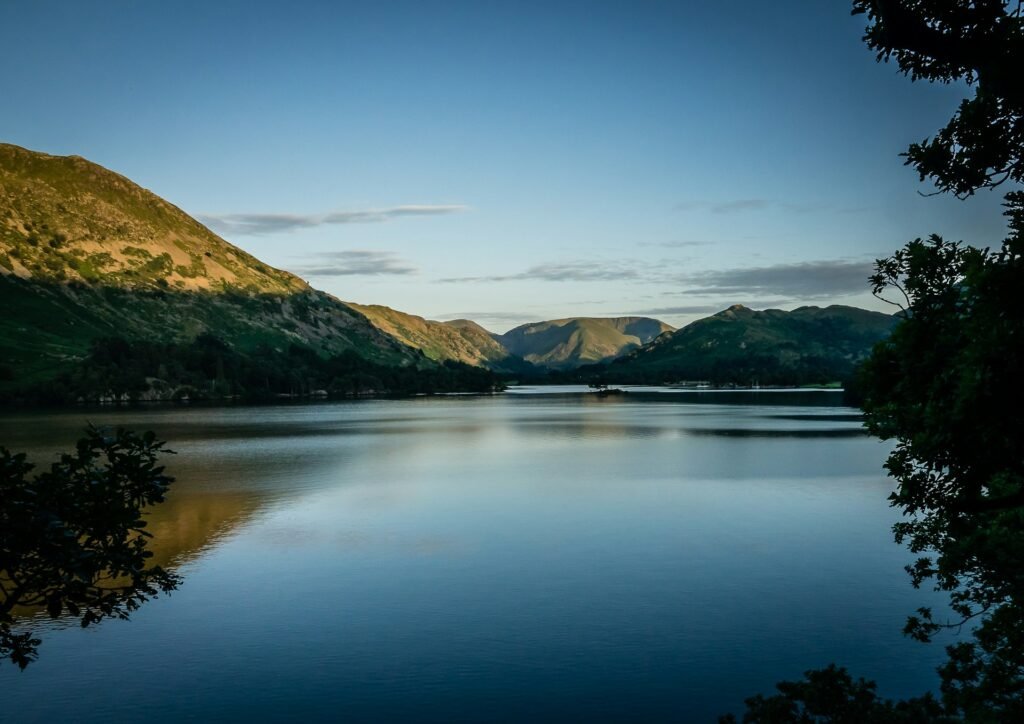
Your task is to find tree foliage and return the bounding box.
[857,0,1024,718]
[852,0,1024,197]
[718,664,950,723]
[728,2,1024,719]
[852,3,1024,718]
[8,333,503,405]
[861,192,1024,718]
[0,428,180,668]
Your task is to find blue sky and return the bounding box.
[0,0,1010,331]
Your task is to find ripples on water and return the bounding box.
[0,388,950,722]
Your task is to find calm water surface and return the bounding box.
[0,389,951,721]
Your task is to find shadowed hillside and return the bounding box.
[589,304,896,385]
[0,143,419,390]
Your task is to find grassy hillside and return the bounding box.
[592,304,896,385]
[496,317,674,369]
[0,143,305,293]
[0,143,418,391]
[347,303,533,373]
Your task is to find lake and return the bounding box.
[0,388,952,721]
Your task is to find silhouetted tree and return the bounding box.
[728,2,1024,719]
[0,428,180,668]
[853,0,1023,198]
[853,1,1024,717]
[860,194,1024,718]
[718,665,950,723]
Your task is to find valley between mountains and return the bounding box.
[0,143,895,403]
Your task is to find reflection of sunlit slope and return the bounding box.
[2,422,342,627]
[2,494,263,626]
[4,485,267,622]
[136,433,358,568]
[142,490,264,570]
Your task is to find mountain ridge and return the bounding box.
[346,303,534,373]
[495,316,674,370]
[0,142,897,395]
[588,304,897,385]
[0,142,419,388]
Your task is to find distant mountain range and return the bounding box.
[588,304,897,386]
[1,143,895,398]
[346,304,534,374]
[495,317,674,370]
[347,306,675,373]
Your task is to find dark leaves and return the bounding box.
[721,664,950,723]
[858,174,1024,713]
[853,1,1024,197]
[0,427,180,667]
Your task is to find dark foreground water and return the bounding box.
[0,388,951,722]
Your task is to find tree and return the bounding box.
[853,0,1024,198]
[861,195,1024,718]
[729,2,1024,719]
[718,664,950,723]
[855,0,1024,718]
[0,427,180,668]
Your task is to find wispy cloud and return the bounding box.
[628,304,736,316]
[439,311,529,322]
[200,205,468,235]
[638,240,713,248]
[439,260,640,284]
[628,301,788,316]
[290,250,417,277]
[437,311,553,334]
[675,198,771,214]
[679,260,874,298]
[675,199,866,216]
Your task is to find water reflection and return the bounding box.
[685,427,868,438]
[143,490,263,570]
[0,391,946,723]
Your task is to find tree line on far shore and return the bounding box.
[5,334,502,405]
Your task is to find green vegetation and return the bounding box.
[0,144,445,396]
[855,0,1024,713]
[719,664,949,723]
[582,305,895,386]
[1,428,180,668]
[0,145,895,394]
[12,334,501,405]
[0,274,417,394]
[0,143,302,294]
[728,1,1024,719]
[347,308,679,374]
[857,197,1024,718]
[348,303,536,374]
[495,316,674,369]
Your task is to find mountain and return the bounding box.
[594,304,897,385]
[346,304,533,373]
[0,143,418,388]
[495,317,674,370]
